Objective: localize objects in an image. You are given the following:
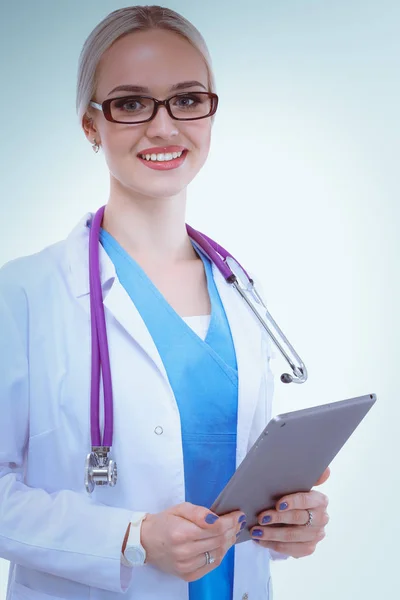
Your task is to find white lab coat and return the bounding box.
[0,213,282,600]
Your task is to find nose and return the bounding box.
[145,104,179,139]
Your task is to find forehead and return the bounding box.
[96,29,209,97]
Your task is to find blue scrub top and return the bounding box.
[100,229,239,600]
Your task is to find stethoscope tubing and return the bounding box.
[89,205,114,448]
[87,205,307,453]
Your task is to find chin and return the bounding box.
[134,173,196,197]
[129,181,187,199]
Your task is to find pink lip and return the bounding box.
[137,145,187,156]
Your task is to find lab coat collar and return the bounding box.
[66,212,116,299]
[65,212,169,380]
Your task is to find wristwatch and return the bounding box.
[120,512,148,567]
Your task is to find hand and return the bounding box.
[251,467,331,559]
[141,502,245,582]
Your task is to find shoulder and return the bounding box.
[0,211,90,308]
[0,239,68,325]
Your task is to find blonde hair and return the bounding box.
[76,5,217,125]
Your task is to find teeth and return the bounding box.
[141,151,183,161]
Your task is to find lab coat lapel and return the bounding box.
[66,213,169,382]
[212,264,264,465]
[102,277,168,380]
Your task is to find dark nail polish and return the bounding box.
[252,529,263,537]
[240,521,247,530]
[262,515,272,524]
[279,502,288,511]
[238,514,247,523]
[205,514,219,524]
[236,531,241,537]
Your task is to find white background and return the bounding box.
[0,1,398,598]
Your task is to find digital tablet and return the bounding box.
[210,393,376,543]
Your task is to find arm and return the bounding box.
[0,281,135,593]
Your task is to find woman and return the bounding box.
[0,6,330,600]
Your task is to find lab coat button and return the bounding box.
[154,426,163,435]
[242,594,249,600]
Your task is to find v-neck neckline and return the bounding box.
[99,227,215,345]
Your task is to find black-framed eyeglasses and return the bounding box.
[89,91,219,124]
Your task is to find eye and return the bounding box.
[122,100,141,111]
[113,99,141,112]
[173,94,202,109]
[111,96,151,112]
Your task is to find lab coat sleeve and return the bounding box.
[0,281,135,594]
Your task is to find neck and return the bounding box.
[101,182,197,266]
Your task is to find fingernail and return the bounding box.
[262,515,272,524]
[238,514,247,523]
[205,514,219,524]
[236,531,241,537]
[279,502,288,511]
[251,529,263,537]
[240,521,247,530]
[254,539,260,543]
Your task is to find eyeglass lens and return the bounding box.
[109,93,212,122]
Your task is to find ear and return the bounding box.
[82,112,99,144]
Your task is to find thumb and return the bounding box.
[314,466,331,486]
[171,502,221,529]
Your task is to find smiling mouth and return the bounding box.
[138,150,185,162]
[137,149,188,170]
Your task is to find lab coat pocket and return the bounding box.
[11,582,66,600]
[27,427,81,493]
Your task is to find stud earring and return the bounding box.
[92,139,100,153]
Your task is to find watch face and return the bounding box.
[125,546,146,566]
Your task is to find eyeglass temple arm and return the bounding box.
[232,281,308,384]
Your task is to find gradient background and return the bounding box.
[0,1,398,598]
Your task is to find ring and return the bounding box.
[204,551,215,566]
[304,509,313,526]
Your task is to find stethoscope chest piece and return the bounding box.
[84,447,118,493]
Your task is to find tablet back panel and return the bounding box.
[211,393,376,543]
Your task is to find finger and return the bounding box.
[177,530,237,581]
[196,509,245,540]
[275,490,329,512]
[172,502,221,531]
[180,555,218,582]
[176,536,224,574]
[181,526,239,563]
[314,467,331,486]
[171,502,245,539]
[257,540,319,559]
[193,529,236,570]
[257,509,311,527]
[250,524,326,544]
[258,508,330,528]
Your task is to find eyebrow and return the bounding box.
[107,80,207,96]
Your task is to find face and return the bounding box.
[83,29,213,200]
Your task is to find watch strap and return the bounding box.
[121,511,147,567]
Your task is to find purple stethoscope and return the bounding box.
[84,205,307,493]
